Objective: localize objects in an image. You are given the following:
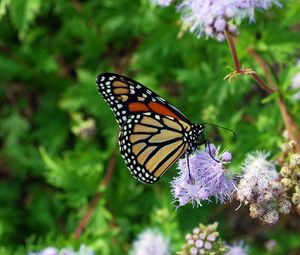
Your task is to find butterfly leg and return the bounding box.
[186,155,195,184]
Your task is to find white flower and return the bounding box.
[226,241,248,255]
[130,229,171,255]
[237,151,278,200]
[151,0,173,7]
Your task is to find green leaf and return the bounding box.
[9,0,41,38]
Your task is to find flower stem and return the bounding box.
[224,30,275,94]
[224,30,241,73]
[247,48,277,90]
[248,49,300,151]
[250,72,275,94]
[224,30,300,152]
[73,150,116,240]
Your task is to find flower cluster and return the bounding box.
[178,222,226,255]
[171,144,235,207]
[130,229,171,255]
[280,150,300,215]
[151,0,281,41]
[236,151,290,224]
[29,245,94,255]
[178,222,248,255]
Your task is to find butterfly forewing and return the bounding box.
[96,73,191,128]
[119,112,190,184]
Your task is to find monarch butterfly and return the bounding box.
[96,73,207,184]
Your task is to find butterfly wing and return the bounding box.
[119,112,191,184]
[96,73,191,128]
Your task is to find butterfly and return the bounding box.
[96,73,207,184]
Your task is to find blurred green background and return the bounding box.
[1,0,300,254]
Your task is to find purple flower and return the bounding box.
[130,229,171,255]
[178,222,225,255]
[226,243,248,255]
[176,0,281,40]
[171,144,235,207]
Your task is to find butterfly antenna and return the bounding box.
[203,123,237,138]
[205,138,220,163]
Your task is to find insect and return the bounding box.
[96,73,207,184]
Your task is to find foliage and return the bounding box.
[0,0,300,254]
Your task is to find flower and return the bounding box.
[151,0,173,7]
[290,153,300,169]
[236,151,291,224]
[226,241,248,255]
[262,209,279,224]
[171,144,235,207]
[237,151,278,201]
[41,247,58,255]
[176,0,280,40]
[130,229,171,255]
[178,222,226,255]
[265,239,277,252]
[28,245,94,255]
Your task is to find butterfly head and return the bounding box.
[189,123,205,150]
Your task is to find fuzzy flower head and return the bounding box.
[171,144,235,207]
[177,0,280,40]
[130,229,171,255]
[237,151,278,202]
[237,151,291,224]
[225,241,248,255]
[178,222,227,255]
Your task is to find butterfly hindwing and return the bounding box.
[96,73,191,128]
[119,112,190,184]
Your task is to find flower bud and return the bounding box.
[214,18,226,31]
[297,204,300,215]
[280,166,291,177]
[292,192,300,205]
[249,203,264,218]
[262,210,279,225]
[290,153,300,169]
[224,7,235,20]
[227,24,237,35]
[216,33,226,42]
[278,199,291,214]
[280,178,294,190]
[289,140,297,152]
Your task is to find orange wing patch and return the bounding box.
[128,102,150,112]
[129,102,182,121]
[148,102,181,120]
